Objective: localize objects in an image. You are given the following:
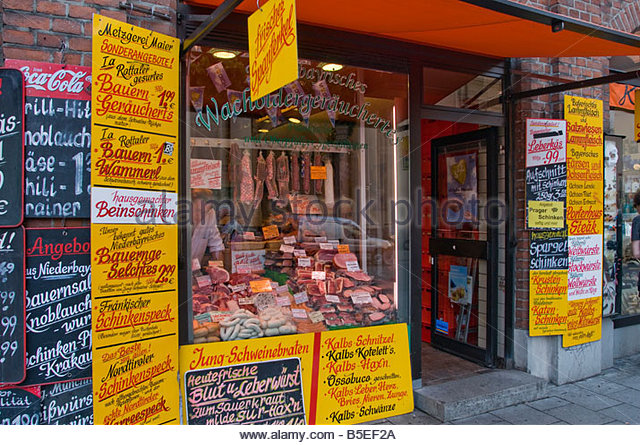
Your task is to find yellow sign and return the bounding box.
[310,166,327,180]
[250,278,273,293]
[262,224,279,240]
[91,224,177,297]
[248,0,298,101]
[563,296,602,347]
[93,334,179,425]
[337,244,350,254]
[528,201,564,229]
[529,270,568,336]
[316,324,413,424]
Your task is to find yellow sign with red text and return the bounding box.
[248,0,298,101]
[529,270,568,336]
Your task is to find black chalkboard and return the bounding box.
[529,229,568,271]
[0,227,26,384]
[41,378,93,425]
[0,69,25,227]
[525,164,567,203]
[23,97,91,218]
[184,357,306,425]
[0,387,41,425]
[24,227,92,385]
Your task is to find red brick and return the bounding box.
[87,0,121,7]
[4,12,50,30]
[69,5,98,19]
[36,1,67,16]
[54,53,83,66]
[52,18,83,35]
[144,0,177,8]
[3,29,35,45]
[98,9,128,22]
[3,47,50,62]
[1,0,34,12]
[37,33,64,49]
[69,37,92,52]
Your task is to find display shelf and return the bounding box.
[190,137,353,154]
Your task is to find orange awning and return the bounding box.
[184,0,640,58]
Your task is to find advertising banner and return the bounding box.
[91,187,177,225]
[563,95,603,348]
[526,119,567,167]
[529,270,568,336]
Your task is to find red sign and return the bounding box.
[4,60,91,100]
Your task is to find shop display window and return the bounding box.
[184,46,407,343]
[423,67,502,113]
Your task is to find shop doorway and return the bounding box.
[423,126,500,367]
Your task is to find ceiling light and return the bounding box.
[258,129,269,133]
[212,50,237,59]
[322,63,343,72]
[288,117,301,124]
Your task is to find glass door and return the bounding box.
[430,128,498,366]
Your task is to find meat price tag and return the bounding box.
[311,271,326,280]
[325,294,341,303]
[351,291,372,304]
[283,236,297,244]
[314,236,327,243]
[262,225,279,240]
[346,260,360,272]
[208,261,224,267]
[294,291,309,304]
[298,257,311,267]
[238,298,254,306]
[275,285,289,293]
[337,244,350,253]
[309,311,325,323]
[230,283,247,293]
[195,275,212,288]
[319,243,334,250]
[294,249,307,257]
[276,295,291,306]
[192,258,201,270]
[292,308,308,319]
[310,166,327,180]
[280,244,295,253]
[237,265,252,274]
[210,311,233,322]
[243,232,256,240]
[250,279,272,293]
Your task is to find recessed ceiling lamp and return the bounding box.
[258,128,269,133]
[212,50,237,59]
[322,63,343,72]
[288,117,301,124]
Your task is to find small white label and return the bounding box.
[195,275,212,288]
[325,294,340,303]
[309,311,325,323]
[238,298,254,305]
[314,236,327,243]
[294,249,307,257]
[230,283,247,293]
[275,285,289,293]
[298,257,311,267]
[292,309,308,319]
[276,296,291,306]
[346,261,360,272]
[280,244,295,253]
[283,236,297,244]
[294,291,309,304]
[237,265,252,274]
[243,232,256,240]
[351,292,372,305]
[312,271,326,280]
[191,258,201,270]
[319,243,334,250]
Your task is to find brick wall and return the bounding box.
[511,0,639,330]
[0,0,178,67]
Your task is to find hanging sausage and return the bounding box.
[314,152,323,194]
[266,151,279,200]
[239,150,254,204]
[276,152,290,203]
[230,142,241,203]
[324,157,334,210]
[291,152,300,193]
[303,152,311,194]
[253,151,267,209]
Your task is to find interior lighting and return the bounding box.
[212,50,237,59]
[288,117,301,124]
[322,63,343,72]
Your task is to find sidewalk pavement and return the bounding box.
[372,352,640,425]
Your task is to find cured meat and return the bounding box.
[369,312,386,322]
[335,277,344,293]
[230,143,241,202]
[314,152,323,194]
[346,271,372,282]
[337,303,354,312]
[239,150,254,204]
[207,265,230,284]
[266,151,278,200]
[276,152,290,201]
[326,318,343,327]
[333,253,358,269]
[324,158,334,208]
[342,278,355,288]
[316,250,336,263]
[213,284,231,295]
[338,153,350,198]
[326,279,337,294]
[253,151,267,208]
[307,283,323,296]
[291,152,300,192]
[302,152,311,194]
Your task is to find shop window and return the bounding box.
[185,47,408,343]
[423,67,502,113]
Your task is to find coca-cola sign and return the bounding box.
[4,60,91,100]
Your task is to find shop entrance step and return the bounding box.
[413,369,548,422]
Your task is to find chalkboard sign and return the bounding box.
[0,69,24,227]
[0,387,41,425]
[525,163,567,202]
[24,227,91,385]
[41,378,93,425]
[530,229,568,271]
[0,227,26,385]
[4,60,91,219]
[184,358,306,425]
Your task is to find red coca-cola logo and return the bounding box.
[4,60,91,100]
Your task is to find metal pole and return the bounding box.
[181,0,246,57]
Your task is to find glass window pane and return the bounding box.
[423,67,502,113]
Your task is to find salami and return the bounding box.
[303,152,311,194]
[277,152,290,202]
[239,150,254,204]
[266,151,278,200]
[253,151,267,208]
[291,152,300,193]
[314,152,323,194]
[230,143,241,202]
[333,253,358,269]
[324,158,334,209]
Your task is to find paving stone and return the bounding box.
[451,413,512,425]
[614,376,640,391]
[608,389,640,409]
[598,404,640,425]
[575,377,628,395]
[551,421,569,425]
[527,397,571,412]
[604,421,627,425]
[385,410,442,425]
[546,403,615,425]
[490,404,558,425]
[547,385,621,411]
